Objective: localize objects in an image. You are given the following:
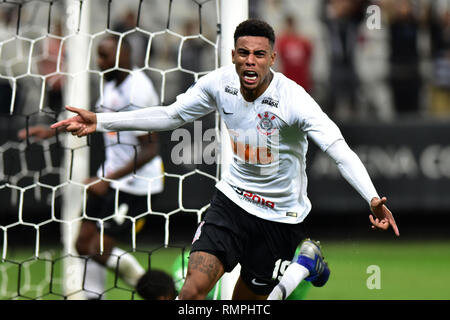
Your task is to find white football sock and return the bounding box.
[267,263,310,300]
[105,247,145,288]
[84,259,106,300]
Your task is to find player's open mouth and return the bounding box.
[243,70,258,84]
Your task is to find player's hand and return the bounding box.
[369,197,400,236]
[18,125,56,141]
[51,106,97,137]
[83,177,110,197]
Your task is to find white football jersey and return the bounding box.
[96,69,164,196]
[173,65,344,223]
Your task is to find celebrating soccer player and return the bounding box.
[52,19,399,300]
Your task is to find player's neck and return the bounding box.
[241,71,273,102]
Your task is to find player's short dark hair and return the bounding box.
[101,34,131,53]
[234,19,275,48]
[136,269,176,300]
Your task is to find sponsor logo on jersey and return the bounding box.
[257,111,278,136]
[261,97,279,108]
[224,85,238,96]
[230,185,275,209]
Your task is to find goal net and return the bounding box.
[0,0,246,300]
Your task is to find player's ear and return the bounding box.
[231,49,236,64]
[270,50,276,67]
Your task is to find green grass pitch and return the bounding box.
[1,240,449,300]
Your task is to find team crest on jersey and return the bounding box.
[257,111,278,136]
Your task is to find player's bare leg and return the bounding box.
[76,220,114,261]
[232,276,268,300]
[76,220,115,263]
[76,220,144,289]
[178,251,224,300]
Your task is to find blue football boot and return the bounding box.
[296,239,330,287]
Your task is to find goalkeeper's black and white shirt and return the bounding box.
[97,65,379,224]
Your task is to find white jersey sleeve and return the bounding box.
[283,84,344,152]
[326,139,380,204]
[96,105,185,132]
[172,71,218,122]
[282,82,378,205]
[123,70,160,136]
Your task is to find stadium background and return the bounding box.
[1,0,449,300]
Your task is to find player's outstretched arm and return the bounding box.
[53,104,188,135]
[370,196,400,236]
[324,139,400,237]
[18,125,57,141]
[51,106,97,137]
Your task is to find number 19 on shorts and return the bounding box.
[272,259,291,281]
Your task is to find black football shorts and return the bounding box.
[85,187,149,236]
[191,189,307,295]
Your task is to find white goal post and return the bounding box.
[61,0,91,300]
[218,0,248,300]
